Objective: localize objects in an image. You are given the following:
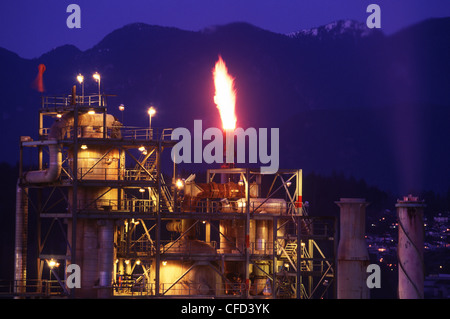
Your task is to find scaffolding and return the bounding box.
[11,92,336,299]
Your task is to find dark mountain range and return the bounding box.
[1,18,449,194]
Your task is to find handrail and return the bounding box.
[41,94,102,108]
[0,279,67,297]
[39,126,174,142]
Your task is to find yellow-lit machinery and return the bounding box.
[14,87,336,299]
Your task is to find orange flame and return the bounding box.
[213,56,236,130]
[32,64,46,93]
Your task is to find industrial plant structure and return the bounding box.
[12,86,336,299]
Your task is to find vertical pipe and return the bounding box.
[36,188,42,285]
[396,195,425,299]
[296,169,304,298]
[71,107,79,298]
[335,198,370,299]
[333,216,339,299]
[272,216,277,298]
[296,214,301,299]
[219,220,232,252]
[245,168,250,297]
[14,182,28,294]
[297,169,303,213]
[103,109,107,139]
[155,141,162,296]
[81,219,98,298]
[98,219,114,298]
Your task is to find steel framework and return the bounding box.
[10,92,336,299]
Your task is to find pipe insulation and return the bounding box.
[23,142,62,184]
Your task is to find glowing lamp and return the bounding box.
[93,72,101,82]
[176,179,184,189]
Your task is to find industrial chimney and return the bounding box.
[335,198,370,299]
[396,195,426,299]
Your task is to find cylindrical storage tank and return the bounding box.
[98,219,114,298]
[237,198,287,214]
[72,146,120,183]
[154,240,221,296]
[219,220,234,253]
[77,219,98,298]
[65,113,121,298]
[256,220,269,253]
[220,198,287,214]
[396,195,425,299]
[335,198,370,299]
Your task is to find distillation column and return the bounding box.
[335,198,370,299]
[396,195,425,299]
[66,113,121,298]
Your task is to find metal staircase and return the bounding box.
[132,149,173,212]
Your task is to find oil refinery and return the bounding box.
[13,88,335,298]
[10,57,426,300]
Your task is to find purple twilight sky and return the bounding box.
[0,0,449,59]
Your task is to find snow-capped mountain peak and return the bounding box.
[288,19,380,39]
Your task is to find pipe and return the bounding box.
[166,220,182,233]
[396,195,425,299]
[14,182,28,294]
[23,111,121,189]
[22,112,68,184]
[98,220,114,298]
[335,198,370,299]
[80,219,98,298]
[23,142,62,184]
